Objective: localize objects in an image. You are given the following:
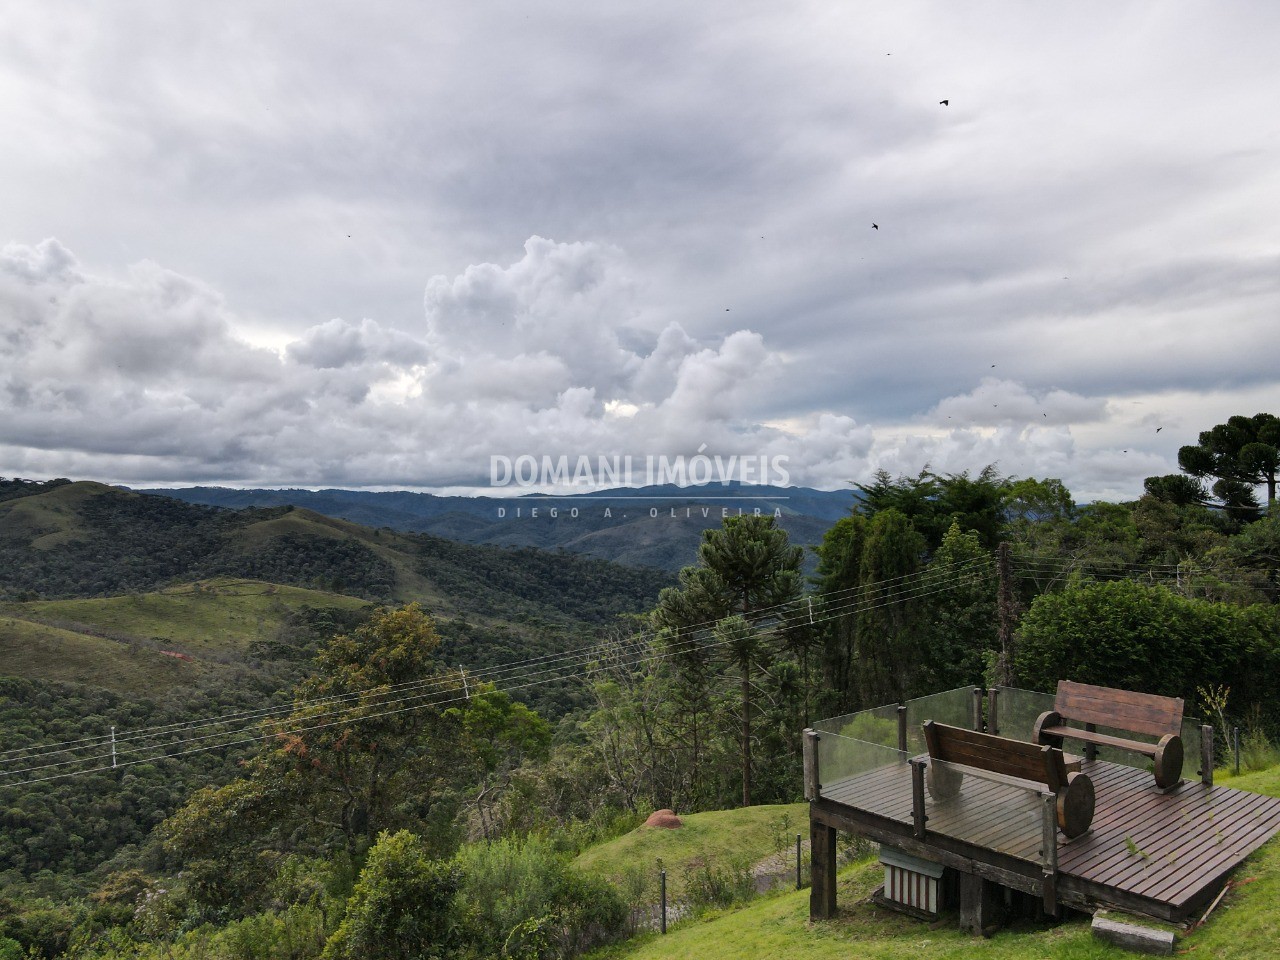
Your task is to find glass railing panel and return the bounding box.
[903,686,976,756]
[923,758,1050,864]
[989,685,1055,742]
[815,730,906,806]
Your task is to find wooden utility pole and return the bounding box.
[996,541,1016,686]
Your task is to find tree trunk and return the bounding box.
[741,657,752,807]
[996,541,1016,686]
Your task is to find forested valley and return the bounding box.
[1,414,1278,959]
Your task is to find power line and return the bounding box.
[0,557,991,768]
[2,566,996,786]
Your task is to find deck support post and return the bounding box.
[803,728,820,800]
[910,757,928,839]
[1201,724,1214,787]
[897,704,908,753]
[972,686,984,731]
[1040,793,1059,916]
[959,873,1002,936]
[809,819,838,920]
[987,687,999,735]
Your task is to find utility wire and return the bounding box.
[3,564,991,777]
[2,569,995,786]
[2,577,973,778]
[0,557,990,766]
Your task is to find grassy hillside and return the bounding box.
[585,775,1280,960]
[576,804,808,904]
[588,836,1280,960]
[7,577,369,654]
[0,479,669,616]
[0,479,112,549]
[0,578,371,695]
[0,614,200,697]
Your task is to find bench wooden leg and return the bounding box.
[926,760,963,802]
[1154,734,1183,789]
[1057,772,1095,839]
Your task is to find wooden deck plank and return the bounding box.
[1059,780,1255,886]
[818,755,1280,920]
[1074,786,1262,886]
[1137,801,1280,902]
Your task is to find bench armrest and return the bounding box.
[1033,710,1063,747]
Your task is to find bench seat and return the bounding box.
[923,720,1095,839]
[1033,680,1184,789]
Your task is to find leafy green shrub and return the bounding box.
[1014,580,1280,728]
[2,902,78,958]
[455,834,627,958]
[323,831,464,960]
[682,856,754,912]
[502,913,560,960]
[218,905,328,960]
[1240,711,1280,773]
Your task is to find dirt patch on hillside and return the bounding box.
[644,809,683,829]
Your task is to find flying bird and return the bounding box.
[939,99,949,106]
[1156,427,1163,433]
[872,223,879,230]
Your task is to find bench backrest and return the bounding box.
[1054,680,1183,739]
[923,720,1067,792]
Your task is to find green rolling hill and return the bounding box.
[0,477,673,704]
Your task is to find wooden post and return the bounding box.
[660,869,667,933]
[972,686,984,731]
[803,728,820,800]
[1083,722,1098,762]
[897,704,907,753]
[987,687,999,735]
[796,833,802,890]
[959,873,1001,936]
[1041,793,1058,916]
[1201,724,1214,787]
[809,820,837,919]
[910,757,927,839]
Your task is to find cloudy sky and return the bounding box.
[2,2,1278,501]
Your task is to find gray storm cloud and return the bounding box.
[0,236,1186,498]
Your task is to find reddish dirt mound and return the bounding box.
[644,809,683,829]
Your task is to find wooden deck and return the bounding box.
[813,757,1280,921]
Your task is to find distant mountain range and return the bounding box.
[141,483,858,571]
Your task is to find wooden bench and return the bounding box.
[922,720,1095,839]
[1031,680,1184,789]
